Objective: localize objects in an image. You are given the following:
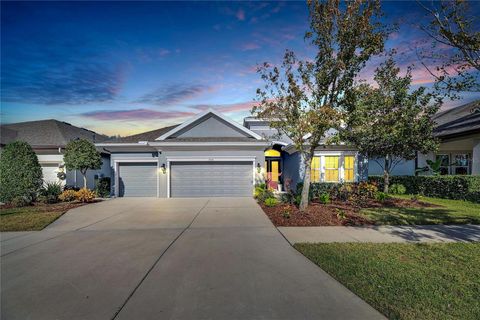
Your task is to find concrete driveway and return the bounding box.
[1,198,384,320]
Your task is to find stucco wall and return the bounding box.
[110,148,265,198]
[367,157,416,176]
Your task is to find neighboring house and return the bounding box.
[419,100,480,175]
[0,119,110,189]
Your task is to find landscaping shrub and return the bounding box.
[0,141,43,204]
[40,182,63,204]
[319,193,330,204]
[264,197,278,207]
[75,188,96,203]
[282,208,291,219]
[296,181,378,206]
[368,175,480,202]
[59,190,77,202]
[254,184,274,203]
[376,192,388,202]
[11,196,31,207]
[95,177,111,198]
[389,183,406,195]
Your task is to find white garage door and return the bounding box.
[118,162,157,197]
[170,161,253,197]
[41,163,59,184]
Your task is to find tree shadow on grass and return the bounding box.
[363,207,480,226]
[384,224,480,242]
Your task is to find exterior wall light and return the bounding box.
[257,163,261,173]
[161,163,167,174]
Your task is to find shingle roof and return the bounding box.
[0,119,108,147]
[160,137,258,142]
[433,100,480,126]
[107,125,179,143]
[434,111,480,138]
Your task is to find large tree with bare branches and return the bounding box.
[253,0,389,211]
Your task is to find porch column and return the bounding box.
[472,141,480,175]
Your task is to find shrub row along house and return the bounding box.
[1,100,479,197]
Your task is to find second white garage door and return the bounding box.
[170,161,253,197]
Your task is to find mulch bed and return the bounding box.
[261,197,440,227]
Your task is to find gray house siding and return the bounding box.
[282,152,302,192]
[368,157,416,176]
[173,115,248,138]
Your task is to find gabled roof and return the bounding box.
[0,119,108,147]
[156,109,263,140]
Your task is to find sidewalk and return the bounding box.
[278,224,480,244]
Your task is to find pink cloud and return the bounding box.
[81,109,194,121]
[241,42,261,51]
[191,101,260,113]
[236,9,245,21]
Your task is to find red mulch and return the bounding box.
[261,197,439,227]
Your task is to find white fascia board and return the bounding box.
[149,141,270,147]
[156,109,263,140]
[95,143,150,147]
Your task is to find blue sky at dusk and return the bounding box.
[2,1,479,136]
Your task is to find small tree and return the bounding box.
[63,139,102,189]
[418,0,480,97]
[0,141,43,203]
[344,56,441,193]
[254,0,389,211]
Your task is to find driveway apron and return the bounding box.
[1,197,384,320]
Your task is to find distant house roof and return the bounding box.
[433,100,480,126]
[0,119,108,147]
[434,111,480,139]
[107,125,179,143]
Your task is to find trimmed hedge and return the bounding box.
[368,175,480,203]
[0,141,43,203]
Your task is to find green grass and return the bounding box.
[295,242,480,320]
[360,195,480,225]
[0,203,79,231]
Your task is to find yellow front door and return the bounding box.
[271,161,279,182]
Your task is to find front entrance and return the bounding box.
[264,149,282,190]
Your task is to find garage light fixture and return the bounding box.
[257,162,261,173]
[160,163,166,174]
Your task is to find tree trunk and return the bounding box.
[383,156,390,193]
[299,152,313,212]
[81,170,87,189]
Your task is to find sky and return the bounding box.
[1,1,479,137]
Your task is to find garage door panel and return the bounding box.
[171,161,252,197]
[119,163,157,197]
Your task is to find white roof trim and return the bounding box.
[149,141,270,147]
[156,109,263,140]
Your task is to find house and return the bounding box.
[3,100,477,198]
[0,119,111,189]
[97,109,366,197]
[97,110,269,197]
[424,101,480,175]
[368,100,480,176]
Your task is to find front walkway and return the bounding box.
[279,224,480,244]
[1,197,384,320]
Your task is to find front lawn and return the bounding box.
[295,242,480,320]
[360,195,480,225]
[0,202,84,231]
